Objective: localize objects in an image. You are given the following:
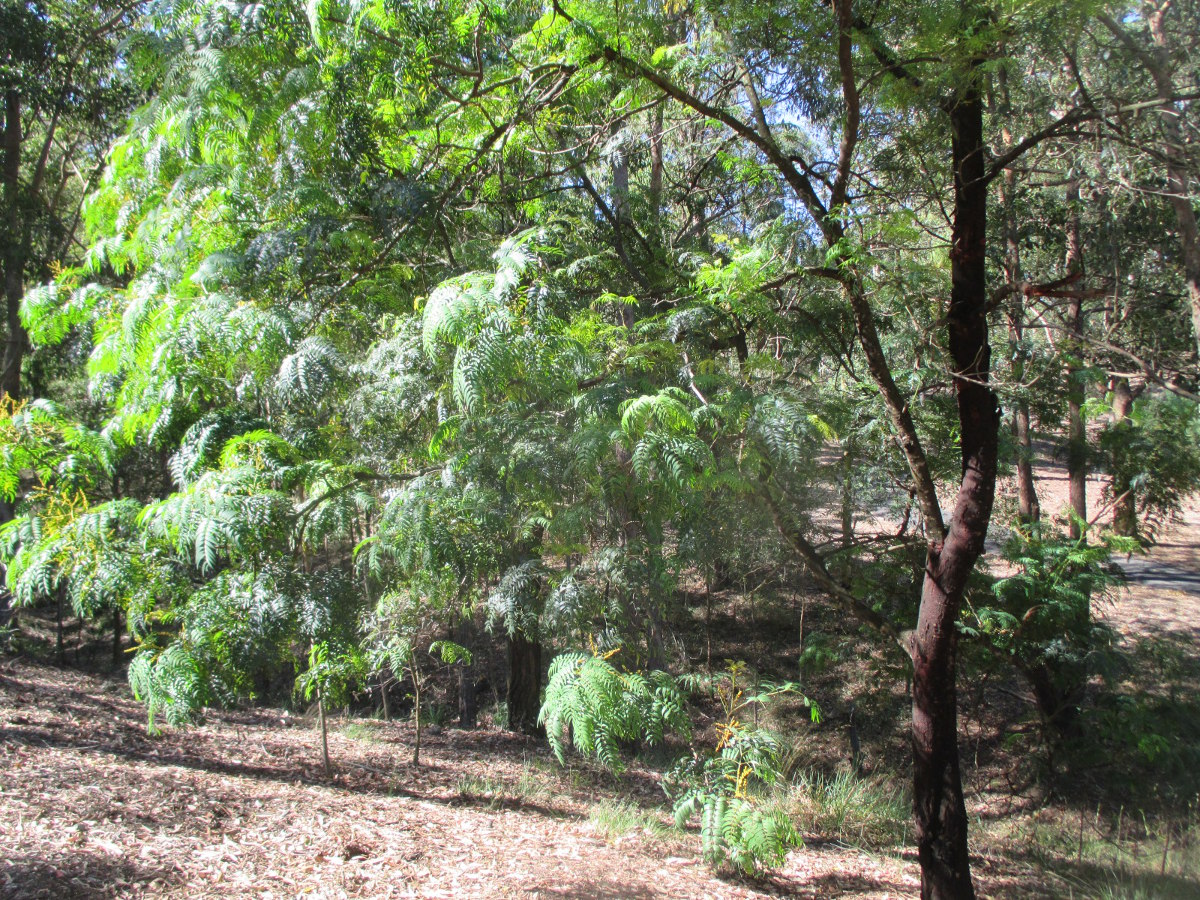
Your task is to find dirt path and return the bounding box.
[1021,459,1200,639]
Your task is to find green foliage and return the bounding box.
[296,640,367,707]
[428,639,472,666]
[973,527,1132,682]
[539,650,690,774]
[6,1,1200,888]
[698,795,799,874]
[664,663,810,872]
[1101,393,1200,539]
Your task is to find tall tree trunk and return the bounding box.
[1064,182,1087,540]
[648,102,664,226]
[1012,395,1039,523]
[506,631,542,735]
[411,669,422,765]
[997,67,1039,525]
[840,437,855,573]
[911,71,996,900]
[3,90,27,402]
[610,130,638,327]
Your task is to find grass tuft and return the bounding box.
[786,769,909,848]
[588,798,670,842]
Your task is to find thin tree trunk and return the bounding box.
[997,67,1039,525]
[412,669,421,765]
[316,682,331,778]
[1013,401,1039,523]
[380,676,391,721]
[704,567,713,675]
[648,103,664,225]
[910,67,996,900]
[1064,182,1087,540]
[457,618,477,729]
[610,130,639,327]
[840,438,855,576]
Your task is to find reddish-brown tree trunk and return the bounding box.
[911,73,997,900]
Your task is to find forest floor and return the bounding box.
[2,474,1199,898]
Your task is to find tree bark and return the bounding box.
[457,617,477,729]
[1064,182,1087,540]
[840,437,855,573]
[997,67,1040,525]
[3,89,27,402]
[412,668,422,765]
[910,70,997,900]
[648,102,664,226]
[316,682,332,777]
[506,630,542,735]
[380,676,392,722]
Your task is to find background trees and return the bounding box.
[2,1,1198,898]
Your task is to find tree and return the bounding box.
[1,0,143,401]
[1095,2,1200,359]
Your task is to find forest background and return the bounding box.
[3,1,1200,898]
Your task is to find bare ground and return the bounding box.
[0,659,925,899]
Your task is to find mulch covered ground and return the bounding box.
[0,659,926,899]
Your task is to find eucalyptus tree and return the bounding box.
[450,3,1092,896]
[1,0,145,402]
[1090,1,1200,359]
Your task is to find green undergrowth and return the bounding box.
[785,769,909,848]
[588,798,674,842]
